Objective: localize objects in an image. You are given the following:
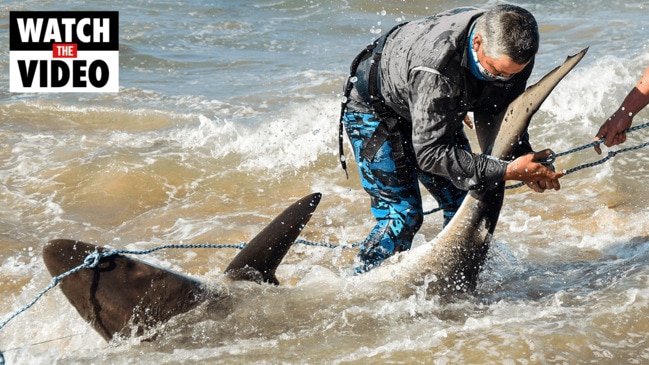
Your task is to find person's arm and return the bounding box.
[594,65,649,154]
[410,70,563,192]
[410,71,508,191]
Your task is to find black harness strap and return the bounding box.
[338,42,377,178]
[338,23,407,178]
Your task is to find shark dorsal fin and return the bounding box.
[224,193,321,284]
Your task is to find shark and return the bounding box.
[41,48,588,341]
[42,192,322,341]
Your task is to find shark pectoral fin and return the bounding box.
[224,192,322,285]
[491,47,589,159]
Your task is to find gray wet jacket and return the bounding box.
[347,7,534,191]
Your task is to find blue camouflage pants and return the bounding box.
[342,112,470,272]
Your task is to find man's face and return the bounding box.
[473,34,528,81]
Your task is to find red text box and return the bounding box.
[52,43,78,58]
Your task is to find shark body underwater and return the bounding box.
[42,48,588,342]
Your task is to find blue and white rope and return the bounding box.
[483,121,649,191]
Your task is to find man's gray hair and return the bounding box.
[474,4,539,65]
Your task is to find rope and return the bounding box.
[504,121,649,190]
[295,238,362,249]
[2,121,648,364]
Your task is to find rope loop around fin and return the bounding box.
[83,251,103,268]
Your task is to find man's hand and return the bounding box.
[594,111,633,154]
[504,149,564,192]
